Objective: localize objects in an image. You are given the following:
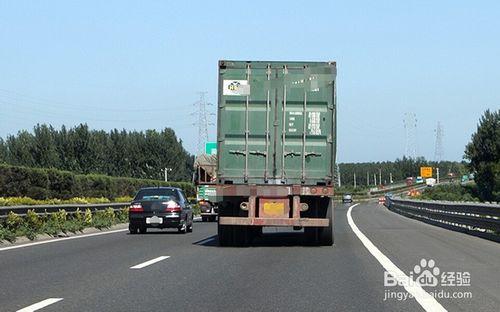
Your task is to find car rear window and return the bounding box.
[134,189,178,201]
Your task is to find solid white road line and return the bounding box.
[347,203,447,312]
[17,298,63,312]
[130,256,170,269]
[0,228,128,252]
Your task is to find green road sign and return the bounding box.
[205,142,217,155]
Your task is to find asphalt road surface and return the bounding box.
[1,202,499,311]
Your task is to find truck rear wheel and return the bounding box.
[218,222,233,246]
[217,199,252,246]
[318,198,334,246]
[217,200,235,246]
[304,197,334,246]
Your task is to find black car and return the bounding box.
[129,187,193,234]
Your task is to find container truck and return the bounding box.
[193,154,218,222]
[216,60,337,246]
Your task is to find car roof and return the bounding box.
[138,186,182,191]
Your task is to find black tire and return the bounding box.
[187,218,193,233]
[209,215,217,222]
[138,226,147,234]
[218,223,233,246]
[218,200,236,246]
[304,227,318,245]
[318,198,334,246]
[202,216,208,222]
[178,222,187,234]
[232,226,250,247]
[129,224,138,234]
[304,197,334,246]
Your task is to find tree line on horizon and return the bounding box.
[0,108,496,202]
[338,157,468,187]
[0,124,194,181]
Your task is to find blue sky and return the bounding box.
[0,0,498,162]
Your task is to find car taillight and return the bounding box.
[129,203,144,212]
[164,200,181,212]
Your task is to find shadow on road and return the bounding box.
[193,232,328,248]
[126,229,186,235]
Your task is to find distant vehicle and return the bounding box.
[194,154,218,222]
[385,192,394,198]
[342,194,353,203]
[128,187,193,234]
[415,176,424,184]
[405,177,414,186]
[425,178,436,187]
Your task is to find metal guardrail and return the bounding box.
[384,197,500,242]
[0,203,130,219]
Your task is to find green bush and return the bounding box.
[92,208,115,229]
[417,184,480,202]
[0,223,16,242]
[0,164,195,200]
[0,196,115,206]
[0,206,129,243]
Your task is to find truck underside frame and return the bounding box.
[217,184,334,246]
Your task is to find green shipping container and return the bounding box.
[217,60,337,185]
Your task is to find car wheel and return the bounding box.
[187,218,193,233]
[129,224,138,234]
[139,226,147,234]
[202,216,208,222]
[178,220,187,234]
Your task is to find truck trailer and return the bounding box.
[194,154,218,222]
[216,60,337,246]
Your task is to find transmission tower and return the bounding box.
[403,112,417,159]
[335,164,341,187]
[434,121,444,162]
[192,92,213,155]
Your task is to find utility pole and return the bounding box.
[390,172,393,184]
[335,164,341,187]
[164,167,172,182]
[374,173,377,186]
[379,168,382,186]
[354,172,357,188]
[436,167,440,184]
[367,172,370,186]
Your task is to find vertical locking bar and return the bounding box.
[302,90,307,182]
[244,64,250,182]
[265,64,271,181]
[281,65,288,181]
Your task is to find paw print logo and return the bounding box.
[412,259,440,287]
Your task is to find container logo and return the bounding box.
[223,80,250,96]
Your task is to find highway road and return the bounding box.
[1,202,499,312]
